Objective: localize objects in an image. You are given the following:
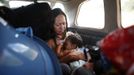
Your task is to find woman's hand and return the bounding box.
[68,50,85,60]
[60,50,85,63]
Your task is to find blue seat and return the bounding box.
[16,27,33,38]
[0,18,62,75]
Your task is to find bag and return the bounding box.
[98,26,134,74]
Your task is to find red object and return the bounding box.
[98,26,134,73]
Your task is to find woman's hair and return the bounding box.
[51,8,68,39]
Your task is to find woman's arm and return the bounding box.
[55,44,72,59]
[60,50,86,63]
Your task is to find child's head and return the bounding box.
[63,33,83,50]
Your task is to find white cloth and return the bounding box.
[70,60,86,70]
[69,47,86,70]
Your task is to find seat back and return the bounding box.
[0,18,62,75]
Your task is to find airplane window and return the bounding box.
[9,1,51,8]
[121,0,134,28]
[76,0,104,29]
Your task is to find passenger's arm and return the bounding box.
[56,45,72,59]
[55,45,62,56]
[60,50,86,63]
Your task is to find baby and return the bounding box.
[59,32,86,69]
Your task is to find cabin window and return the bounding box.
[9,1,51,8]
[76,0,104,29]
[121,0,134,28]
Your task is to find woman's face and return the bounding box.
[54,14,67,36]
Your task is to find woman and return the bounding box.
[51,8,95,75]
[51,8,86,63]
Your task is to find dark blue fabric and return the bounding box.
[16,27,33,38]
[93,53,112,75]
[0,20,62,75]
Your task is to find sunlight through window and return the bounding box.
[76,0,104,29]
[121,0,134,28]
[9,1,50,8]
[9,1,33,8]
[0,2,4,6]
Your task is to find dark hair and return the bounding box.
[14,3,56,41]
[0,6,17,25]
[51,8,68,39]
[65,33,83,48]
[1,3,56,41]
[13,3,51,27]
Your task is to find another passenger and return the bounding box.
[98,25,134,75]
[12,3,55,40]
[1,3,56,49]
[0,6,17,25]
